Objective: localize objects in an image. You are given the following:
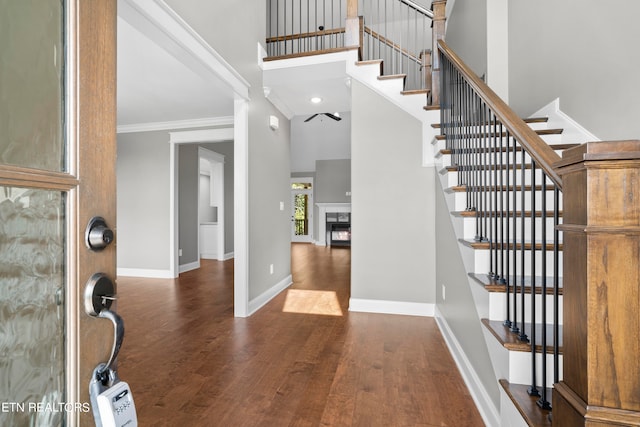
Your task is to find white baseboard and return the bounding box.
[179,260,200,273]
[117,268,175,279]
[434,306,501,427]
[348,298,435,317]
[222,251,234,261]
[200,252,218,259]
[248,274,293,316]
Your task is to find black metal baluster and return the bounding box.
[538,174,552,409]
[510,135,519,334]
[553,187,560,386]
[529,160,540,396]
[504,127,512,328]
[491,107,499,279]
[481,98,489,244]
[498,121,506,286]
[519,149,529,342]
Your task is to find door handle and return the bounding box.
[84,273,124,382]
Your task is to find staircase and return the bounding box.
[265,1,640,425]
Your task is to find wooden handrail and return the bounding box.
[364,26,421,64]
[438,40,563,189]
[400,0,434,18]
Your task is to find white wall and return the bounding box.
[350,80,436,305]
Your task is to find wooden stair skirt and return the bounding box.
[553,141,640,426]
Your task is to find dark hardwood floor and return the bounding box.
[117,243,484,426]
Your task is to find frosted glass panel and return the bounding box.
[0,186,66,426]
[0,1,65,171]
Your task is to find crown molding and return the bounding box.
[117,116,234,134]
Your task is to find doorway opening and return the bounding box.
[291,177,314,243]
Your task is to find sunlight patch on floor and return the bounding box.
[282,289,343,316]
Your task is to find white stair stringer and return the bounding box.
[346,59,441,166]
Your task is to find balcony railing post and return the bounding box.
[554,140,640,426]
[431,0,446,105]
[345,0,360,49]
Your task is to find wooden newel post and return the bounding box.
[554,141,640,426]
[345,0,360,52]
[431,1,446,106]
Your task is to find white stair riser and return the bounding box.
[509,351,563,389]
[439,148,564,170]
[444,167,560,189]
[489,292,564,325]
[484,328,563,389]
[450,184,562,212]
[464,246,563,278]
[461,216,563,241]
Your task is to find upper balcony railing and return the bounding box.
[266,0,350,57]
[266,0,446,99]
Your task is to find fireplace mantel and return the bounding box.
[316,203,351,246]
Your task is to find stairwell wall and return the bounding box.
[434,170,501,412]
[508,0,640,140]
[350,80,436,308]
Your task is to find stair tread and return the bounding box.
[431,117,549,129]
[452,210,563,218]
[444,184,557,192]
[356,59,383,65]
[423,105,440,111]
[378,73,406,81]
[470,273,563,294]
[435,128,563,141]
[482,319,563,353]
[401,89,430,95]
[459,238,562,251]
[438,143,580,153]
[499,380,553,427]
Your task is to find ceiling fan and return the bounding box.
[304,113,342,122]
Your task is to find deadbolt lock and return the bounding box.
[86,216,114,251]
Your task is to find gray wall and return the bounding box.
[434,169,500,409]
[313,159,351,242]
[508,0,640,140]
[351,80,436,304]
[315,159,351,203]
[202,141,234,254]
[117,131,171,271]
[166,0,292,301]
[445,0,487,78]
[178,144,199,266]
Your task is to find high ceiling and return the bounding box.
[116,1,351,130]
[117,16,235,128]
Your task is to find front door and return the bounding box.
[0,1,117,426]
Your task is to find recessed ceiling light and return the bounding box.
[310,97,322,104]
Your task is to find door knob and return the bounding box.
[86,217,114,251]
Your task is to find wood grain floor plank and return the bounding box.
[117,243,484,426]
